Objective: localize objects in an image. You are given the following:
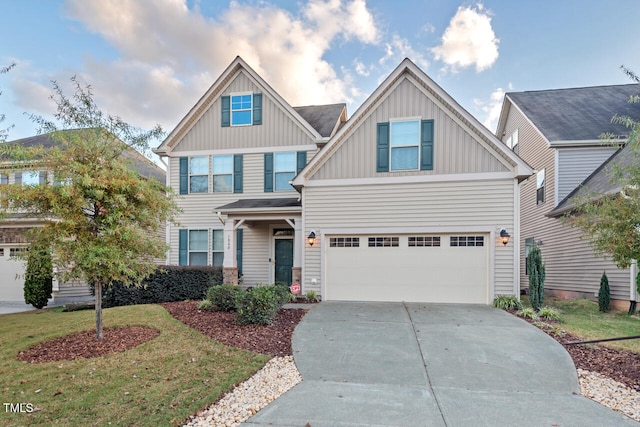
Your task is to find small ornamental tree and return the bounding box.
[23,243,53,309]
[598,271,611,312]
[0,77,179,338]
[527,244,545,312]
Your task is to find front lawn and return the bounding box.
[0,304,270,426]
[528,296,640,354]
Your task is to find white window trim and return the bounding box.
[389,117,421,171]
[230,92,253,127]
[189,156,210,194]
[188,229,209,265]
[274,151,296,192]
[212,154,233,193]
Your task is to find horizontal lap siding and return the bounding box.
[311,78,509,180]
[556,147,617,202]
[303,179,515,298]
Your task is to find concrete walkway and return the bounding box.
[245,302,638,426]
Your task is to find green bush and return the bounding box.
[102,266,223,308]
[273,283,293,306]
[207,284,241,312]
[598,272,610,313]
[305,290,319,303]
[235,285,283,325]
[538,306,560,321]
[527,245,545,312]
[517,307,539,320]
[492,295,522,311]
[23,244,53,309]
[197,299,215,311]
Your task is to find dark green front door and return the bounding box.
[274,239,293,286]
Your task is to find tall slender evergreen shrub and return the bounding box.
[23,244,53,309]
[598,272,610,312]
[527,244,545,312]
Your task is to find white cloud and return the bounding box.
[353,59,370,77]
[379,34,430,70]
[431,4,499,73]
[475,86,509,132]
[51,0,380,131]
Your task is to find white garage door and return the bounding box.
[325,234,489,304]
[0,246,27,301]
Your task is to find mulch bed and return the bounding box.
[17,326,160,363]
[522,319,640,391]
[160,301,307,357]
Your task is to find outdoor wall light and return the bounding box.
[308,231,316,247]
[500,228,510,246]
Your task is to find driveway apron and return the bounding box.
[244,302,638,426]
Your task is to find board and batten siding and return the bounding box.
[302,179,516,298]
[556,147,617,203]
[172,72,317,152]
[505,105,631,300]
[310,78,510,180]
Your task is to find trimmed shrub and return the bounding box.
[235,285,282,325]
[527,245,545,312]
[207,284,241,312]
[598,272,610,313]
[23,244,53,309]
[102,265,223,308]
[273,283,293,306]
[492,295,522,311]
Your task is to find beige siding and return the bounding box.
[311,78,509,180]
[173,72,316,152]
[505,106,631,300]
[556,147,617,202]
[302,179,515,298]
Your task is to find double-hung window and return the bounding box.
[377,119,433,172]
[274,152,296,191]
[188,230,208,265]
[212,230,224,267]
[231,94,252,126]
[536,169,545,205]
[21,171,43,186]
[390,120,420,170]
[189,156,209,193]
[0,173,7,185]
[212,155,233,192]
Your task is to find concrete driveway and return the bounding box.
[245,302,637,426]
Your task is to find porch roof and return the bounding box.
[216,198,301,215]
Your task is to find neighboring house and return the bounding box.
[496,84,640,309]
[155,56,532,304]
[0,132,166,304]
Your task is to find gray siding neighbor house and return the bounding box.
[496,84,640,309]
[155,56,532,304]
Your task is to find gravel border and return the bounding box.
[578,369,640,422]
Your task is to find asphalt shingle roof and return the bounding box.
[216,198,301,211]
[508,84,639,142]
[294,103,345,138]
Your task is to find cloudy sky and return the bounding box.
[2,0,639,149]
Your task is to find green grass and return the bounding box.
[0,304,270,426]
[521,296,640,354]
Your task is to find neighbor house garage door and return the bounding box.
[0,246,27,301]
[325,234,488,304]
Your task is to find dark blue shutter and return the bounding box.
[179,157,188,194]
[236,228,243,275]
[14,172,22,184]
[221,96,230,127]
[420,120,434,171]
[178,229,188,266]
[376,122,390,172]
[252,93,262,125]
[264,153,273,192]
[39,171,47,184]
[296,151,307,173]
[233,155,243,193]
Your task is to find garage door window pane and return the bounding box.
[450,236,483,247]
[330,237,360,248]
[409,236,440,247]
[368,237,399,247]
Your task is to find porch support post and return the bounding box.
[223,218,238,285]
[292,217,302,285]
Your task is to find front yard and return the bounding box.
[0,304,270,426]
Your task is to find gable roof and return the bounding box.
[498,84,639,146]
[293,58,533,187]
[293,103,346,138]
[3,132,166,183]
[154,56,336,156]
[547,142,637,217]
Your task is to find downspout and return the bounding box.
[630,260,638,314]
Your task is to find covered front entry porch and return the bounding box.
[216,198,303,287]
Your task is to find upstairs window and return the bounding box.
[0,173,7,184]
[391,120,420,170]
[274,152,296,191]
[377,119,433,172]
[536,169,545,205]
[189,156,209,193]
[212,155,233,192]
[506,129,519,152]
[221,93,262,127]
